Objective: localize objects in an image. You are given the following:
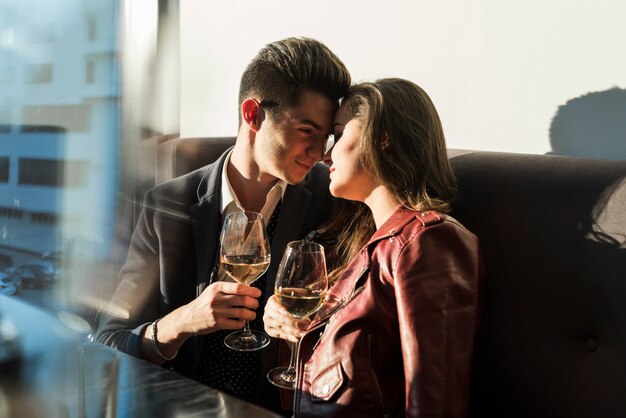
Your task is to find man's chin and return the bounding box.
[284,174,305,185]
[283,169,310,185]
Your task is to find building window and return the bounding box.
[0,157,9,183]
[86,59,96,84]
[87,16,97,41]
[20,104,91,133]
[24,63,53,84]
[18,158,88,188]
[0,206,23,219]
[31,212,58,224]
[0,104,11,132]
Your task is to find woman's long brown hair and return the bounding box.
[318,78,458,284]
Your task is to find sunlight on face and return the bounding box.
[255,90,335,185]
[327,105,376,201]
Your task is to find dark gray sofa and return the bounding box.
[158,137,626,417]
[449,150,626,418]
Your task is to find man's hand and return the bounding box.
[141,281,262,364]
[183,281,262,335]
[263,295,310,343]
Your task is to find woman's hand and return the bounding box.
[264,295,310,343]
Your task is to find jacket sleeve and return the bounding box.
[95,189,162,358]
[393,222,482,418]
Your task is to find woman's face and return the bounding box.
[327,104,378,201]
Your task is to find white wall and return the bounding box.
[179,0,626,155]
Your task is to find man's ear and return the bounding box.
[241,99,262,132]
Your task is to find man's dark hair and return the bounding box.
[238,37,351,124]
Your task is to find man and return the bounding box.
[96,37,350,415]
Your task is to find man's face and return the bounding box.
[254,89,336,185]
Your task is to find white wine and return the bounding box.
[276,287,325,319]
[221,255,270,285]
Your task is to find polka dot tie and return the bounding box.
[192,202,282,401]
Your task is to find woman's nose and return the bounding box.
[306,135,326,161]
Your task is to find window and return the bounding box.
[21,104,91,133]
[0,156,9,183]
[31,212,58,224]
[84,54,116,85]
[86,59,96,84]
[18,158,88,188]
[0,206,23,219]
[0,0,121,320]
[0,104,11,132]
[24,63,53,84]
[87,16,97,41]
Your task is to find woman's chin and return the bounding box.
[328,184,345,199]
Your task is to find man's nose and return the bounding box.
[306,135,326,161]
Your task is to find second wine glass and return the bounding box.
[220,211,271,351]
[267,240,328,389]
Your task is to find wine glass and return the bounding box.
[220,211,271,351]
[267,240,327,389]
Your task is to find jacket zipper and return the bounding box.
[368,334,389,418]
[295,265,369,416]
[323,265,369,322]
[294,320,327,417]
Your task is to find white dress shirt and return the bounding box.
[217,150,286,282]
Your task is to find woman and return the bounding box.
[264,78,483,417]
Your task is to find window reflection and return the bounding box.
[0,0,122,320]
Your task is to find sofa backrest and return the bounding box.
[159,138,626,417]
[449,151,626,418]
[156,136,235,184]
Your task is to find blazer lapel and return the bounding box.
[189,155,228,297]
[190,195,221,297]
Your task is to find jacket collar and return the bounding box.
[190,152,229,296]
[310,206,443,327]
[368,206,443,244]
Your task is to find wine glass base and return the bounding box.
[224,330,270,352]
[267,366,296,390]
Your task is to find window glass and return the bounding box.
[0,157,8,183]
[24,63,53,84]
[0,0,121,319]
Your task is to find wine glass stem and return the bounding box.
[281,340,298,380]
[241,320,253,338]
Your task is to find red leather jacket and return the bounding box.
[294,208,483,417]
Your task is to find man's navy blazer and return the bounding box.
[96,149,333,378]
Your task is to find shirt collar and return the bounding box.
[220,149,287,217]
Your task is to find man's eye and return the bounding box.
[299,128,314,135]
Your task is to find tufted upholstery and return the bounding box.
[160,138,626,417]
[449,150,626,418]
